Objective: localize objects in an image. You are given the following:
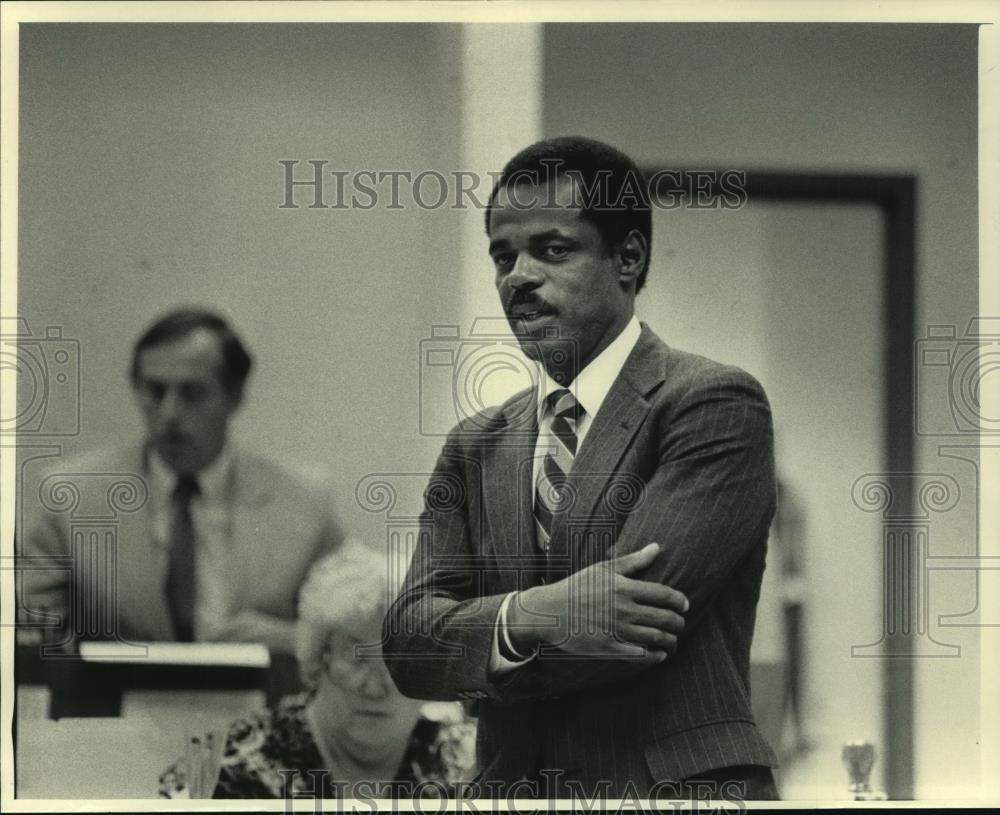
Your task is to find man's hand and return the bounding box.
[505,543,688,662]
[200,609,297,654]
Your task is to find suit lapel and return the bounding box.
[484,391,542,585]
[114,445,174,640]
[546,325,669,568]
[228,451,273,601]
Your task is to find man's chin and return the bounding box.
[505,320,579,379]
[154,443,198,475]
[529,347,579,384]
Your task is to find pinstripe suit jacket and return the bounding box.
[384,324,778,796]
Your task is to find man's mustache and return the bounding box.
[504,292,555,316]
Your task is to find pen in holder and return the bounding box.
[841,740,887,800]
[184,731,224,799]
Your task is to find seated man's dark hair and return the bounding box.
[130,307,253,399]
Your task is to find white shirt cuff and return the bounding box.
[489,591,535,674]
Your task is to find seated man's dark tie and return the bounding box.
[166,475,199,642]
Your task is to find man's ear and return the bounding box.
[617,230,647,288]
[225,382,246,413]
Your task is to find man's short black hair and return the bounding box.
[485,136,653,292]
[130,307,253,399]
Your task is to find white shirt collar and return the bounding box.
[536,315,642,421]
[147,445,232,503]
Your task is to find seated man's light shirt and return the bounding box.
[148,449,236,640]
[490,315,642,673]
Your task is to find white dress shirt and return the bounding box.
[148,449,238,640]
[490,316,643,672]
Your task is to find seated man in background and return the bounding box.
[20,308,343,651]
[159,542,476,799]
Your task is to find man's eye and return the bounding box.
[141,383,166,401]
[493,253,515,270]
[542,245,569,259]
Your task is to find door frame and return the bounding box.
[644,168,917,799]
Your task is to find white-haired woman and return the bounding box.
[160,541,476,798]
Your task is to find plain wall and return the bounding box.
[542,22,980,799]
[18,23,466,543]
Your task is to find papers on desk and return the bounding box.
[16,715,176,799]
[16,694,260,799]
[79,641,270,668]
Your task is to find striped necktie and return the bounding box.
[166,474,200,642]
[534,388,583,552]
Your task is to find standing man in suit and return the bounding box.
[383,137,778,800]
[21,308,343,651]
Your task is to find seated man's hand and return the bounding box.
[506,543,687,662]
